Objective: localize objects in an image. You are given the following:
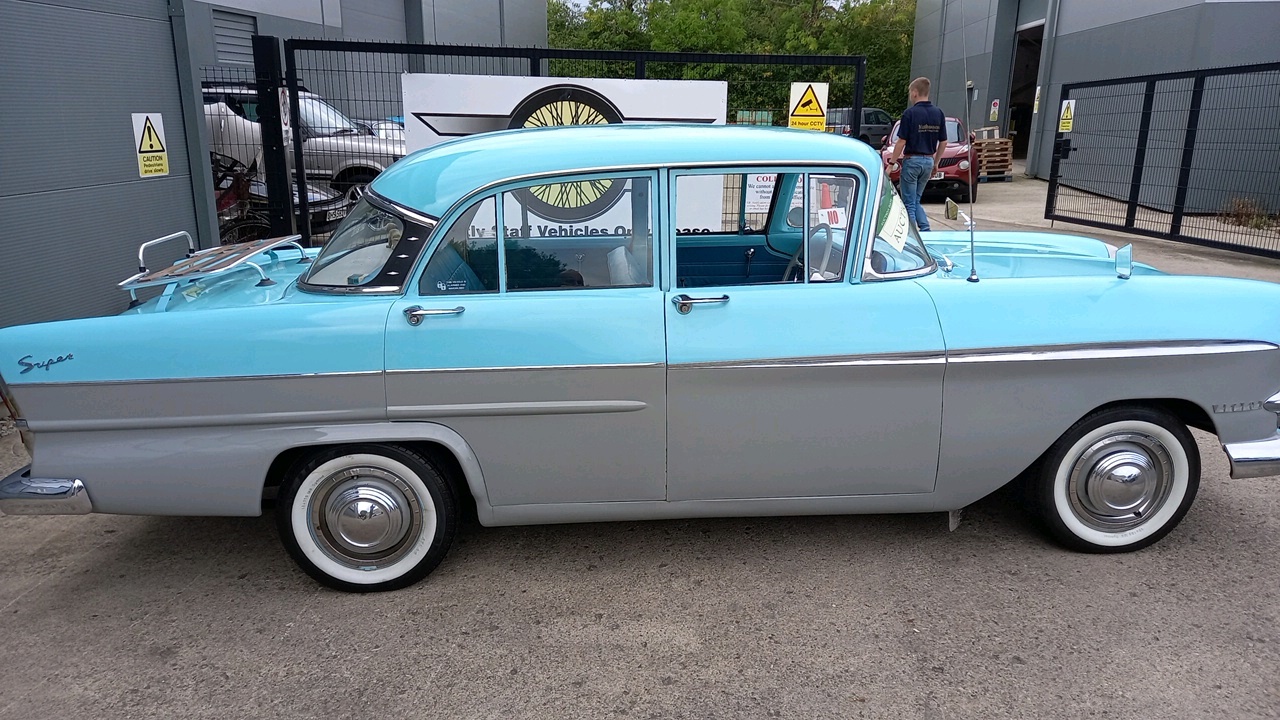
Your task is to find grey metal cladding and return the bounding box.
[0,178,198,328]
[387,365,667,506]
[432,0,502,45]
[18,374,387,431]
[0,0,198,329]
[338,0,407,42]
[0,1,189,198]
[666,362,945,501]
[932,346,1280,509]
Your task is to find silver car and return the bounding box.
[202,84,405,202]
[827,106,895,145]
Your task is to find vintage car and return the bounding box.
[3,125,1280,593]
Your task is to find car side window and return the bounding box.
[500,175,653,290]
[419,196,499,295]
[673,170,857,287]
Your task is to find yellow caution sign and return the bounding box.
[788,82,828,131]
[132,113,169,177]
[1058,99,1075,133]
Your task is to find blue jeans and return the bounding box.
[899,156,934,231]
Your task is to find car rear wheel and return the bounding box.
[1034,406,1199,553]
[276,444,457,592]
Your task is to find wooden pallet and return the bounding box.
[974,136,1013,182]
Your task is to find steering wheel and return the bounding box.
[783,223,834,282]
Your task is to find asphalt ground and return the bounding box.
[3,174,1279,719]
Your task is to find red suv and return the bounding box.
[879,117,978,203]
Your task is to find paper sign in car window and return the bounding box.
[880,194,911,252]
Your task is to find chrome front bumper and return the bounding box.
[1223,433,1280,479]
[0,467,93,515]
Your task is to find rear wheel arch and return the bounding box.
[261,424,491,525]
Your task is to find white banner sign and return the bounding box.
[403,74,728,232]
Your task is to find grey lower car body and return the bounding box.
[4,341,1280,522]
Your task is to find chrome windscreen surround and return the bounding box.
[860,171,938,283]
[296,191,438,297]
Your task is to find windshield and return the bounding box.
[299,97,360,136]
[868,180,934,277]
[303,199,406,287]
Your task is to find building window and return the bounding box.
[212,9,257,65]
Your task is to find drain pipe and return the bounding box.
[1025,0,1062,179]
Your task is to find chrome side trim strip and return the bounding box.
[15,370,384,389]
[0,469,93,515]
[1223,432,1280,479]
[950,340,1278,364]
[387,362,664,375]
[389,400,647,419]
[28,409,386,433]
[670,352,945,371]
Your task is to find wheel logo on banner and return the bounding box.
[410,82,720,223]
[507,86,627,222]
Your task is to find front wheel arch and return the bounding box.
[1032,404,1201,552]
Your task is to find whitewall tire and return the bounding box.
[276,444,457,592]
[1035,407,1200,553]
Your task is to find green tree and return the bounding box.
[547,0,917,119]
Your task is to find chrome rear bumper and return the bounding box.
[0,467,93,515]
[1223,433,1280,479]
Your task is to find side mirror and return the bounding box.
[1115,244,1133,279]
[969,132,976,143]
[786,206,805,228]
[944,198,960,221]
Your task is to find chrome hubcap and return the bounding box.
[1068,432,1173,533]
[310,466,422,568]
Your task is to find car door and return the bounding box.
[664,168,946,501]
[385,172,668,507]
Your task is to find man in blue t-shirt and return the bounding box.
[887,77,948,231]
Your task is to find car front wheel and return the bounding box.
[276,444,457,592]
[1034,406,1199,553]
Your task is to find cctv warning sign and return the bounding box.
[132,113,169,177]
[788,83,828,131]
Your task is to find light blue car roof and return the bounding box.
[370,124,885,219]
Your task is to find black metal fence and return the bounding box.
[277,38,867,245]
[1046,61,1280,257]
[200,65,273,245]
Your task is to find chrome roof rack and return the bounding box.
[119,232,311,309]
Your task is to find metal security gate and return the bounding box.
[274,39,866,245]
[1046,61,1280,258]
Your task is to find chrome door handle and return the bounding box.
[671,294,729,315]
[403,305,464,326]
